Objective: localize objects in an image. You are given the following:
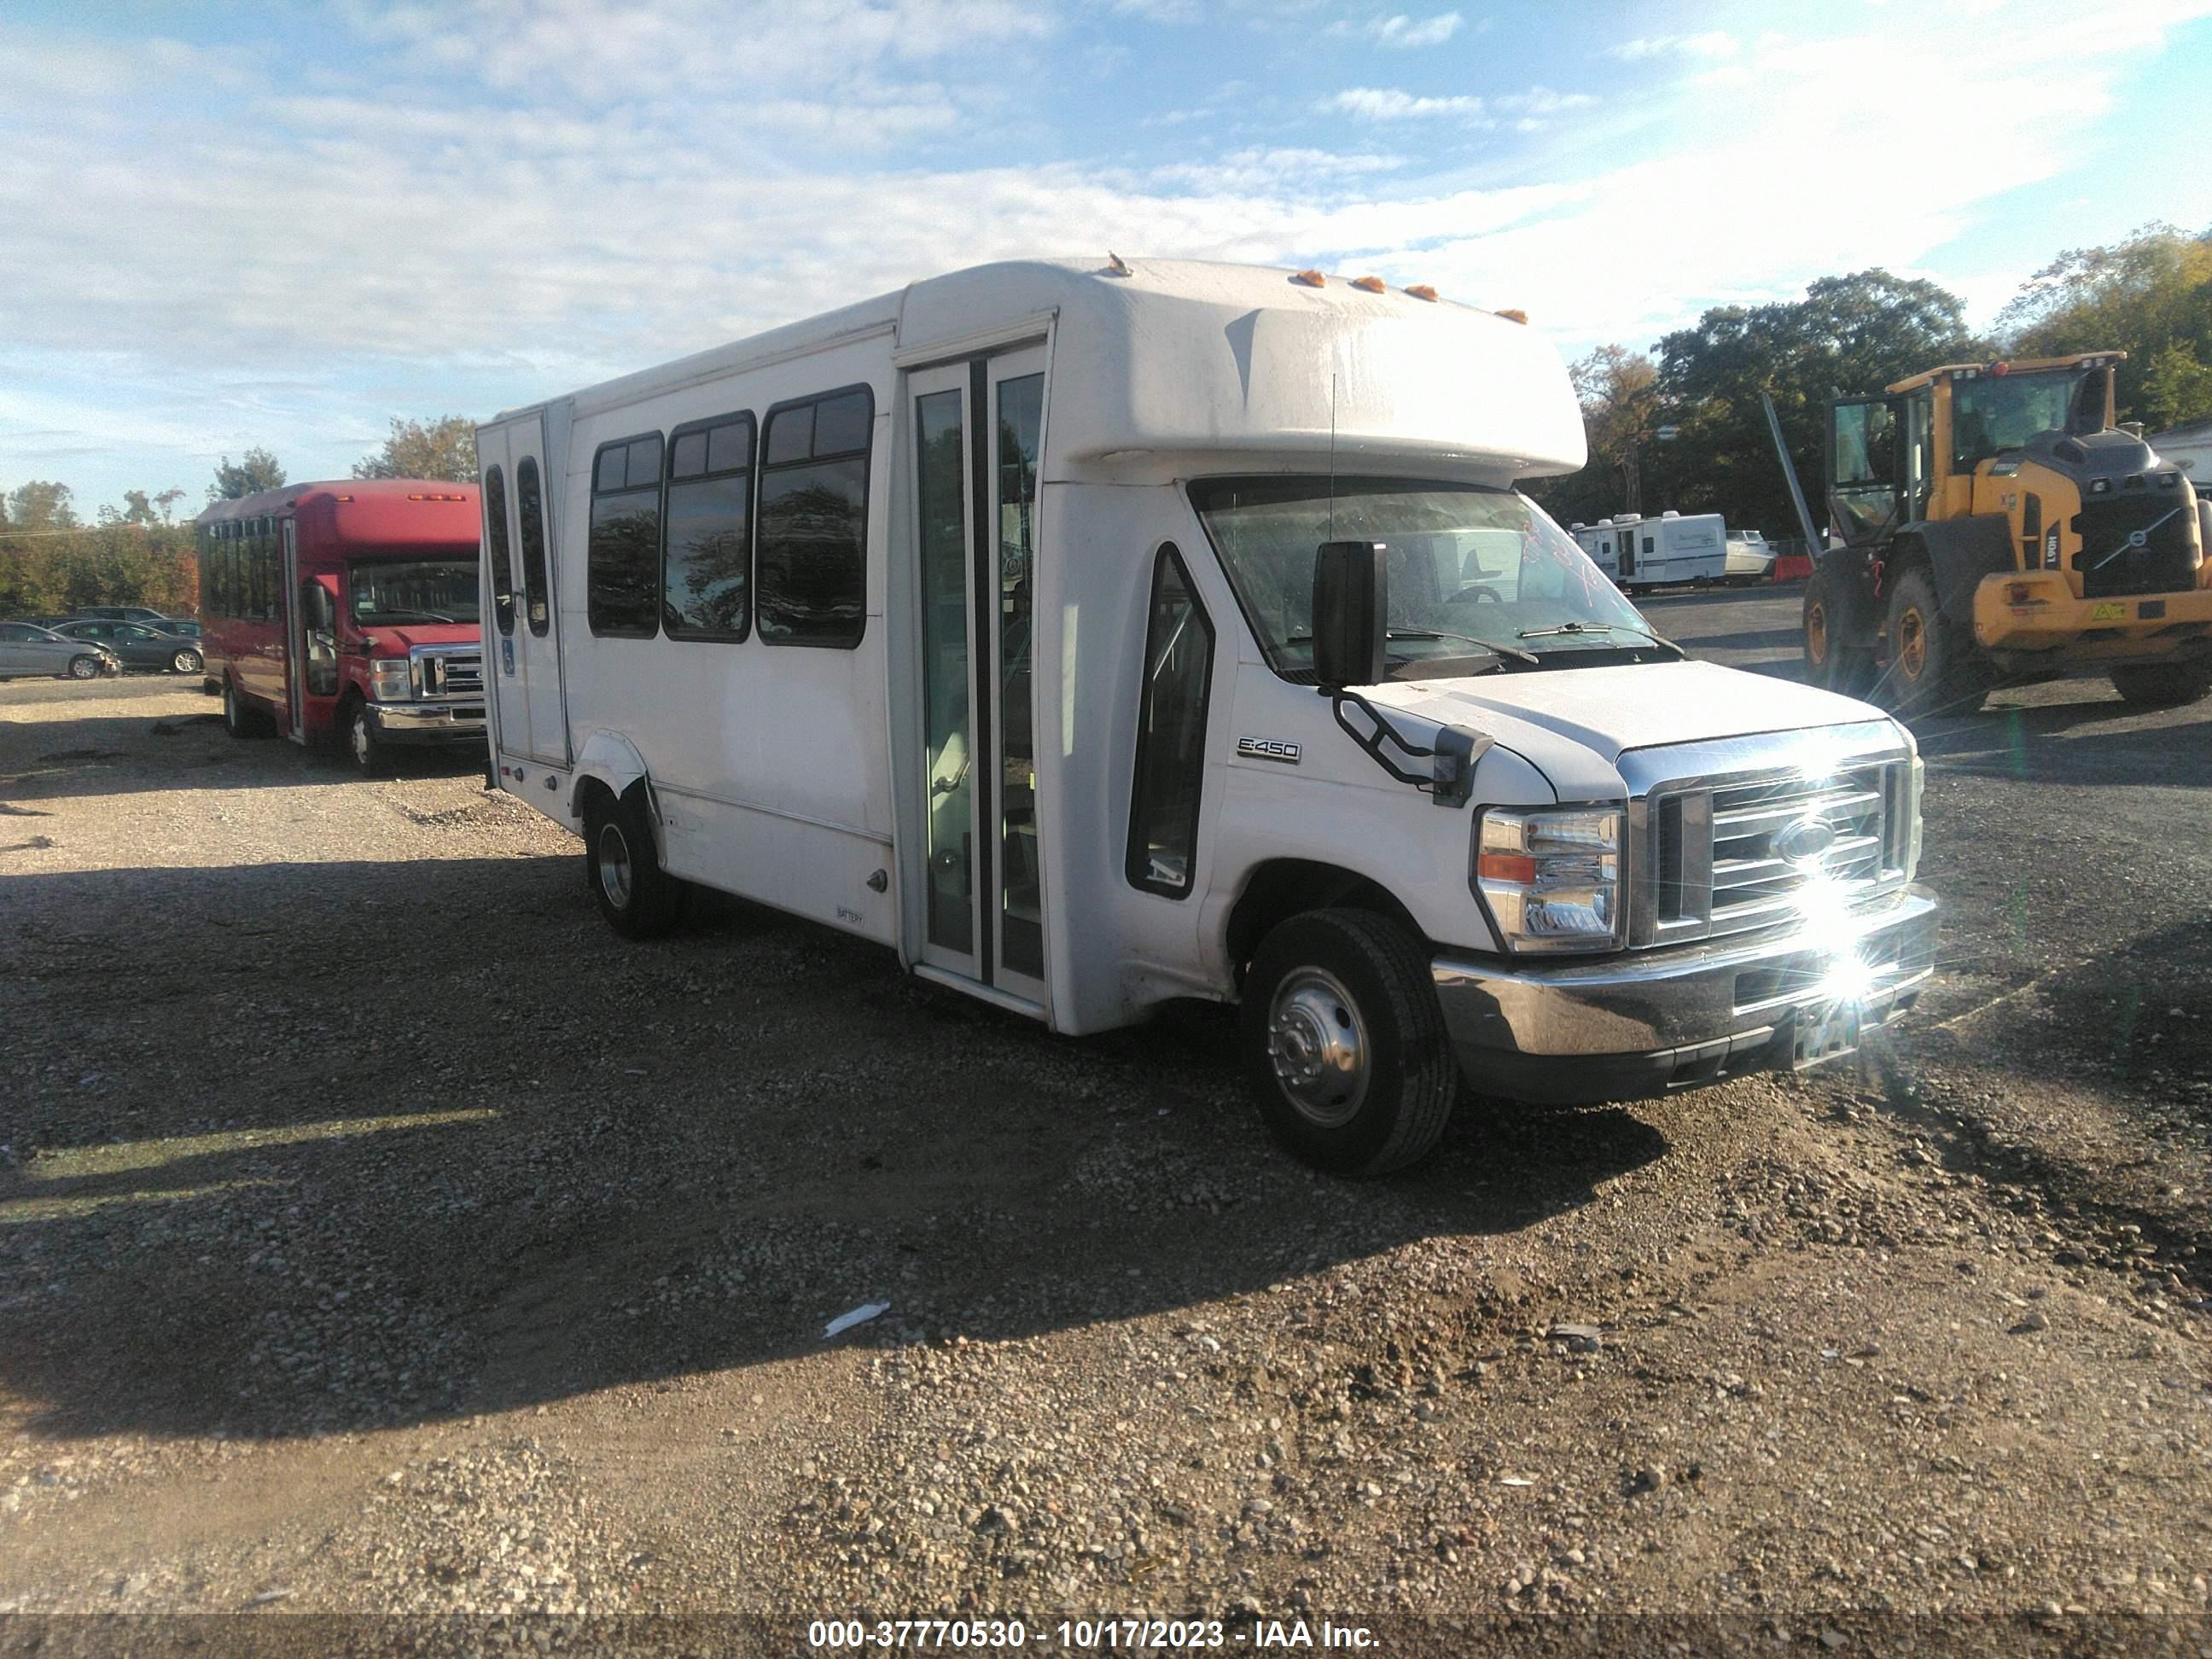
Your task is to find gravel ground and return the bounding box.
[3,604,2209,1651]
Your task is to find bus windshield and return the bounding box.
[1950,368,2102,469]
[1188,476,1657,679]
[348,558,480,626]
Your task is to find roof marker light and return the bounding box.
[1351,275,1386,294]
[1405,283,1439,302]
[1292,268,1325,288]
[1495,308,1528,324]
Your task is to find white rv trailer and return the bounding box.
[476,258,1937,1174]
[1571,512,1727,591]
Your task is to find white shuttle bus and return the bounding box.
[477,258,1937,1175]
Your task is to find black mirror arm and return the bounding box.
[1321,687,1493,807]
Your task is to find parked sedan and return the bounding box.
[0,621,123,680]
[49,619,204,675]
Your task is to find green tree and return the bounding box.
[208,447,287,504]
[1526,346,1659,529]
[1653,270,1983,542]
[353,416,476,483]
[2139,342,2212,431]
[4,480,80,533]
[1998,223,2212,422]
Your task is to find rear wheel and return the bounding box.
[1803,565,1875,696]
[66,655,101,681]
[1883,567,1987,718]
[223,679,271,738]
[2110,661,2212,707]
[1241,909,1458,1177]
[585,789,684,940]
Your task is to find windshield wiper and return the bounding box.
[1382,628,1540,666]
[1516,620,1686,659]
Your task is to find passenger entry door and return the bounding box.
[905,346,1050,1006]
[480,418,569,766]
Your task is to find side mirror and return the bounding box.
[1312,540,1388,688]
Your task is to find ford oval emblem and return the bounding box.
[1773,816,1837,865]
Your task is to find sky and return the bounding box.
[5,0,2211,516]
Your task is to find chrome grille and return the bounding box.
[1706,766,1887,934]
[416,649,484,698]
[1622,724,1918,948]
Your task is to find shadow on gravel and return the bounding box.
[1911,696,2212,789]
[1,854,1668,1445]
[0,710,486,801]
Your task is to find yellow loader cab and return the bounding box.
[1802,352,2212,714]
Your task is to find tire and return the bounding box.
[66,655,101,681]
[584,789,684,940]
[1241,908,1458,1177]
[1802,565,1875,697]
[172,648,203,675]
[2110,661,2212,707]
[1883,566,1988,718]
[342,696,385,777]
[222,679,271,739]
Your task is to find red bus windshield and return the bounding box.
[348,557,480,626]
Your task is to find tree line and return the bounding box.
[1530,222,2212,542]
[0,417,476,618]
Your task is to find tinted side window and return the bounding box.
[1126,544,1214,898]
[663,412,754,639]
[484,464,515,637]
[588,433,662,638]
[756,387,871,649]
[517,456,551,637]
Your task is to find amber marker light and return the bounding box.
[1405,284,1439,301]
[1495,309,1528,324]
[1351,275,1386,294]
[1292,269,1326,287]
[1476,852,1539,885]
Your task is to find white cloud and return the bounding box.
[1369,12,1464,47]
[1610,30,1739,61]
[1322,86,1484,119]
[1493,86,1593,119]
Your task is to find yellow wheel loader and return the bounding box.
[1787,354,2212,715]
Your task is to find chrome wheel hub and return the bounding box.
[1266,967,1369,1128]
[597,824,633,910]
[351,712,371,765]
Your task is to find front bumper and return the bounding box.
[1433,885,1939,1104]
[1972,573,2212,660]
[369,701,487,745]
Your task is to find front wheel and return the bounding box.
[172,648,203,675]
[2110,661,2212,707]
[1241,909,1458,1177]
[344,697,385,777]
[1883,567,1988,718]
[584,790,685,940]
[66,655,102,681]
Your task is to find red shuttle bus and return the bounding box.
[195,480,486,772]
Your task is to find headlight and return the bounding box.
[370,658,413,701]
[1474,806,1625,953]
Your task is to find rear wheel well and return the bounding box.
[571,774,651,832]
[1225,859,1424,989]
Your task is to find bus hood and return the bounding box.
[352,623,482,654]
[1366,661,1900,797]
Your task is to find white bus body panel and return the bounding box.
[478,258,1598,1036]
